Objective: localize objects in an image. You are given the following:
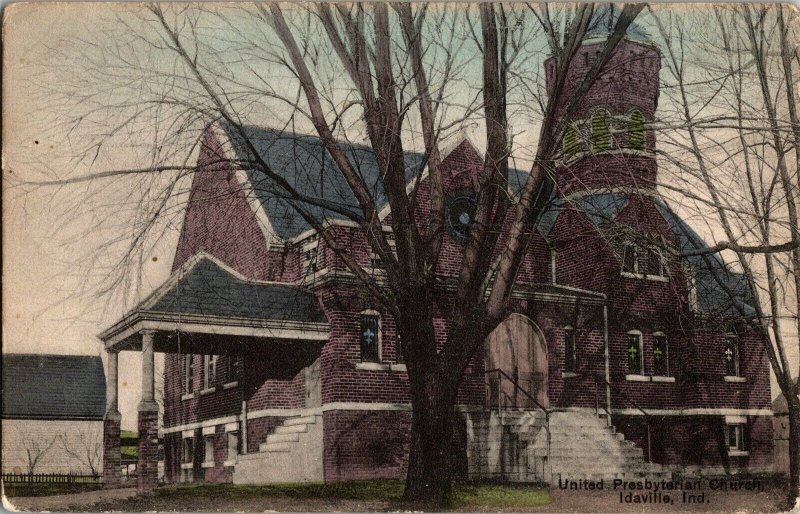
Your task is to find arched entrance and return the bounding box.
[485,314,548,409]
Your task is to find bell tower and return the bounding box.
[544,10,661,196]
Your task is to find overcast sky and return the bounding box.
[3,3,796,430]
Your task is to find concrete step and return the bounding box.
[275,424,308,434]
[259,442,294,453]
[267,432,300,444]
[284,415,317,426]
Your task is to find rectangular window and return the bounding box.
[360,313,380,363]
[626,333,643,375]
[204,435,215,464]
[203,355,218,390]
[227,431,239,459]
[225,354,241,384]
[724,336,740,376]
[727,424,746,452]
[303,245,319,274]
[564,328,576,373]
[622,245,637,273]
[182,355,194,395]
[182,437,194,464]
[395,333,404,364]
[647,247,665,276]
[653,335,669,376]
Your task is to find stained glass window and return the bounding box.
[653,335,669,376]
[564,327,576,373]
[627,333,643,374]
[395,332,404,364]
[724,336,740,376]
[360,313,380,363]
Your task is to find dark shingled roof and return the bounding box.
[586,5,652,43]
[2,354,106,420]
[146,256,327,323]
[223,124,426,240]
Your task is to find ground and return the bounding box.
[3,480,790,513]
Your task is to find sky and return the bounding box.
[3,3,798,430]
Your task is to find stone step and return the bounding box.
[259,441,294,453]
[275,424,308,434]
[283,415,317,426]
[267,432,300,444]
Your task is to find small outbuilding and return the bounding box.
[1,353,106,475]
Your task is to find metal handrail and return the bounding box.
[485,368,551,480]
[592,373,654,463]
[485,368,550,413]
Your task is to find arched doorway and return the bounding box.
[485,314,548,409]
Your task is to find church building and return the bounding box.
[99,20,773,491]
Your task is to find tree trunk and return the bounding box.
[404,368,458,506]
[787,394,800,506]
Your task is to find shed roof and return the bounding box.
[2,354,106,420]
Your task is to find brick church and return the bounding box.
[99,19,774,490]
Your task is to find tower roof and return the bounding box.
[585,5,651,44]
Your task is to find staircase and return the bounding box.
[232,414,323,484]
[465,408,671,483]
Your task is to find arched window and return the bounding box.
[653,332,669,376]
[627,109,646,150]
[563,124,579,156]
[591,109,611,152]
[723,335,740,377]
[626,330,644,375]
[359,310,381,363]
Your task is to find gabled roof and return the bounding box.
[533,191,757,317]
[222,124,426,240]
[141,253,326,323]
[653,199,757,317]
[2,354,106,420]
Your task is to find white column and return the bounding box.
[105,349,121,420]
[139,330,158,412]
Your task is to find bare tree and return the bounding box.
[60,425,103,476]
[15,3,644,504]
[15,427,58,475]
[651,5,800,504]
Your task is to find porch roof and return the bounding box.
[99,253,329,349]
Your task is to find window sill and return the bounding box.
[180,463,193,470]
[223,381,239,390]
[392,363,407,372]
[651,376,675,383]
[199,387,216,396]
[562,372,579,378]
[724,376,746,383]
[620,272,669,283]
[728,450,749,457]
[625,374,649,382]
[201,461,215,469]
[356,362,390,371]
[181,393,195,401]
[223,460,237,467]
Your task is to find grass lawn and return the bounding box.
[154,480,551,509]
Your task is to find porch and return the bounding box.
[98,254,329,492]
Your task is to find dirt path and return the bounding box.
[4,487,137,512]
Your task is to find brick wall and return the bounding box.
[323,410,411,482]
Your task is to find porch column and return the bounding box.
[137,330,159,493]
[103,349,122,485]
